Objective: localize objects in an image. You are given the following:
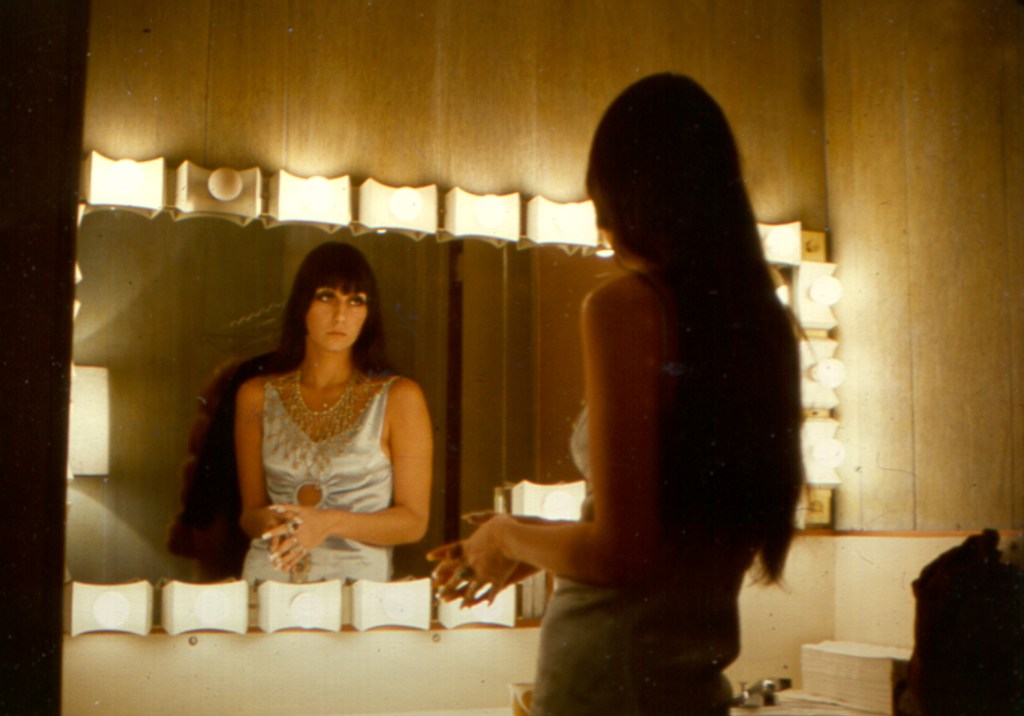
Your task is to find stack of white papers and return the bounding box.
[801,641,911,714]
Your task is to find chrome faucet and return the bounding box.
[732,677,792,708]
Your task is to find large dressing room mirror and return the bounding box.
[66,208,553,584]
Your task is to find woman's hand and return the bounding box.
[262,504,333,574]
[428,514,531,607]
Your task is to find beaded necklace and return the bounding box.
[280,369,366,443]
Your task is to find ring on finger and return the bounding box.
[455,565,475,583]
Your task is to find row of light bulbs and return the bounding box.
[80,151,845,486]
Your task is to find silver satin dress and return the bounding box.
[241,377,397,584]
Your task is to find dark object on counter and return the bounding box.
[907,528,1024,716]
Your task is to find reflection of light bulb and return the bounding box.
[208,168,243,202]
[811,438,846,469]
[542,490,581,520]
[194,589,229,626]
[93,591,131,629]
[389,187,422,222]
[811,358,847,389]
[809,275,842,306]
[555,202,593,235]
[381,591,409,622]
[301,176,334,213]
[110,159,145,198]
[474,195,507,229]
[289,592,325,628]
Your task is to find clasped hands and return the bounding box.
[262,504,326,574]
[428,511,539,608]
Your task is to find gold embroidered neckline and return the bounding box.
[275,370,368,444]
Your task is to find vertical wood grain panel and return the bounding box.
[285,0,444,184]
[83,0,211,161]
[710,0,827,227]
[206,0,289,168]
[823,0,917,529]
[1002,2,1024,528]
[437,0,540,193]
[903,1,1017,529]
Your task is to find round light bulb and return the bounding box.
[811,438,846,469]
[811,359,847,389]
[93,591,131,629]
[289,592,326,629]
[301,176,334,214]
[110,159,144,199]
[389,187,422,222]
[194,589,229,626]
[207,168,243,202]
[764,227,800,261]
[474,195,507,230]
[809,275,842,306]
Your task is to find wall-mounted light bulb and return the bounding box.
[811,358,847,389]
[193,589,230,627]
[92,591,132,629]
[389,187,423,222]
[207,167,244,202]
[810,275,842,306]
[289,592,326,629]
[811,438,846,469]
[474,194,508,230]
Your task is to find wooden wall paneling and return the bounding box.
[822,0,917,530]
[903,1,1017,529]
[436,0,541,194]
[1001,2,1024,529]
[83,0,212,161]
[205,0,289,169]
[283,1,442,181]
[285,1,444,185]
[710,0,828,228]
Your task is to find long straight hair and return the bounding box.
[586,74,803,582]
[268,242,392,376]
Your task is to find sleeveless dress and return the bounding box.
[241,375,398,584]
[529,407,738,715]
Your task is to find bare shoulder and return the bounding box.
[379,375,427,407]
[582,273,662,326]
[236,373,283,408]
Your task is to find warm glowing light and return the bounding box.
[81,151,165,216]
[810,275,843,306]
[389,187,423,222]
[757,221,802,264]
[526,196,599,248]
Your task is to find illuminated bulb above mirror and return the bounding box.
[526,196,599,250]
[355,178,437,239]
[266,170,351,232]
[80,151,165,217]
[757,221,803,265]
[442,187,520,244]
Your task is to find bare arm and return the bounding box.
[439,275,665,593]
[235,376,281,539]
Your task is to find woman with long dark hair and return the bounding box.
[431,74,803,714]
[237,241,432,584]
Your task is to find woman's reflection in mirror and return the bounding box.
[171,242,432,584]
[431,74,804,715]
